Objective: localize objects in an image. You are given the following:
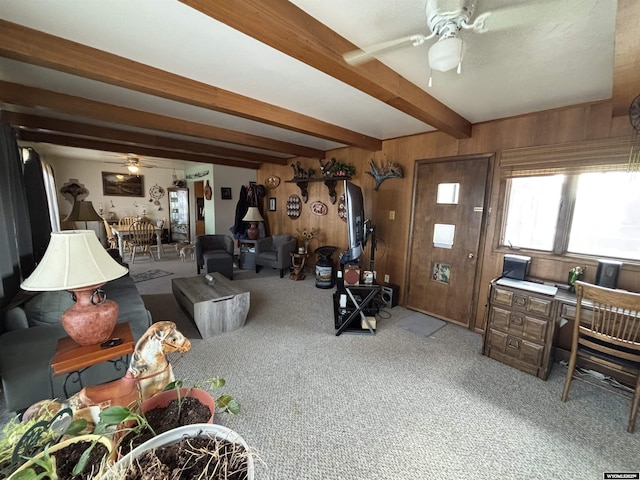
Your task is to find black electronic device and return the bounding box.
[502,254,531,280]
[100,337,123,349]
[595,260,622,289]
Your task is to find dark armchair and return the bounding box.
[196,234,234,279]
[255,235,297,278]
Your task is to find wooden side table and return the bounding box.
[51,322,135,397]
[290,252,307,281]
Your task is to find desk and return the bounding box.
[51,322,134,397]
[111,224,163,259]
[334,284,380,336]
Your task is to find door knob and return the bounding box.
[468,253,475,259]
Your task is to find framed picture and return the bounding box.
[221,187,232,200]
[269,197,276,211]
[102,172,144,197]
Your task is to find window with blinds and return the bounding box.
[499,137,640,261]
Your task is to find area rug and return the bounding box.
[140,293,201,339]
[396,312,447,338]
[130,269,174,283]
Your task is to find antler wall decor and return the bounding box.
[367,158,403,191]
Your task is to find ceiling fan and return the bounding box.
[104,155,154,174]
[343,0,491,85]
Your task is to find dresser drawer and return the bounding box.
[491,286,554,319]
[489,306,548,343]
[487,328,544,370]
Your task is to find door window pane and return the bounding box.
[503,175,564,251]
[568,172,640,260]
[437,183,460,204]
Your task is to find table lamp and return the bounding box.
[21,230,128,346]
[64,200,104,229]
[242,206,264,240]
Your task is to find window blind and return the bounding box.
[500,136,635,177]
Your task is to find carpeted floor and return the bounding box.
[130,269,174,283]
[3,251,640,479]
[136,265,640,480]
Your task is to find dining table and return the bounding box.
[111,224,164,259]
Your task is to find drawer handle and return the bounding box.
[507,337,520,350]
[511,316,523,326]
[514,297,526,307]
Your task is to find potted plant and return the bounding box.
[9,434,113,480]
[96,378,239,457]
[100,424,254,480]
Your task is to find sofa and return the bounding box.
[0,274,152,412]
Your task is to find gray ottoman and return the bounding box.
[203,251,233,279]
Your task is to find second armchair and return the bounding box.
[255,235,297,278]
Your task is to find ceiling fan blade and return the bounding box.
[343,34,431,66]
[478,2,555,33]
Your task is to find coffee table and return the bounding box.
[172,273,250,338]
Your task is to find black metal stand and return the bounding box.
[334,284,380,336]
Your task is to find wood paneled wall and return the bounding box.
[257,101,639,331]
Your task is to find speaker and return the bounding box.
[380,284,399,309]
[595,260,622,289]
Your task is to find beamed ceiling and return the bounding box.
[0,0,638,170]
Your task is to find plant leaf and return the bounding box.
[216,394,240,415]
[208,377,225,389]
[64,419,88,436]
[98,406,131,425]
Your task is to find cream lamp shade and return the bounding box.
[21,230,127,291]
[21,230,128,346]
[242,207,264,240]
[241,207,264,222]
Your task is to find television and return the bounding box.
[344,181,369,263]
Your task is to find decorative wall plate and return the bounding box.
[287,194,302,218]
[337,194,347,222]
[266,175,281,189]
[310,201,328,216]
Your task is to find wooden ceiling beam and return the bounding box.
[0,19,380,151]
[17,130,261,169]
[1,111,288,165]
[180,0,472,139]
[0,81,324,158]
[612,0,640,118]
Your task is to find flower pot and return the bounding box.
[141,387,215,423]
[9,434,113,480]
[101,424,254,480]
[114,388,215,458]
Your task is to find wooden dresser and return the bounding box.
[483,279,558,380]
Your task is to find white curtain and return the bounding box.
[41,158,60,232]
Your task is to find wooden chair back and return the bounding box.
[119,216,137,226]
[102,217,118,249]
[127,221,156,263]
[562,281,640,432]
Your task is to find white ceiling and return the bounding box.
[0,0,621,169]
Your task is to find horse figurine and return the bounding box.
[23,322,191,422]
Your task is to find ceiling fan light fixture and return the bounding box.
[127,164,139,174]
[428,35,464,72]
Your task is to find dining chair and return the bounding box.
[561,280,640,433]
[127,221,157,263]
[118,216,137,256]
[150,217,167,258]
[102,217,118,250]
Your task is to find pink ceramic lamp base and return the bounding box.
[246,223,259,240]
[61,284,119,346]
